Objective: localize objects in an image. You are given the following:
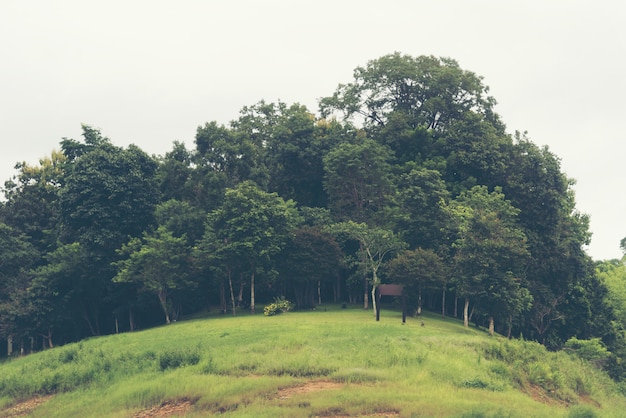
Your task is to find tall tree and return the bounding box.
[0,151,66,254]
[450,186,529,334]
[205,181,300,313]
[262,102,336,208]
[319,52,502,133]
[386,248,446,317]
[0,223,39,353]
[156,141,196,203]
[113,227,193,324]
[323,138,395,224]
[277,226,344,308]
[396,168,451,252]
[328,221,405,314]
[58,126,160,335]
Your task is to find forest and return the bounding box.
[1,53,626,381]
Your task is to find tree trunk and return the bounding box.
[441,287,446,318]
[417,287,422,316]
[228,269,236,316]
[334,275,340,303]
[318,280,322,306]
[46,329,54,348]
[463,297,469,328]
[7,335,12,356]
[129,307,136,331]
[488,317,495,336]
[82,302,97,336]
[507,315,512,339]
[237,278,244,307]
[454,294,458,319]
[371,284,377,318]
[219,278,227,313]
[158,290,171,324]
[363,277,369,309]
[250,270,255,314]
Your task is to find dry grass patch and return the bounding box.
[133,398,194,417]
[1,395,53,417]
[275,380,344,399]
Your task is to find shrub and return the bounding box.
[263,297,294,316]
[563,337,610,368]
[158,349,201,371]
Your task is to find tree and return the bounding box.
[192,120,267,210]
[155,199,206,246]
[328,221,405,314]
[58,126,160,335]
[262,102,335,208]
[386,248,446,317]
[156,141,196,203]
[450,186,529,334]
[396,168,451,252]
[0,151,66,254]
[205,181,300,314]
[277,226,344,308]
[113,227,193,324]
[59,133,160,253]
[319,52,502,133]
[0,223,39,353]
[435,111,511,195]
[29,242,92,344]
[323,138,395,224]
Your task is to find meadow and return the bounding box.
[1,305,624,417]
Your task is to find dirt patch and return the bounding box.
[276,380,344,399]
[274,381,399,417]
[1,396,53,417]
[133,398,194,418]
[523,384,569,407]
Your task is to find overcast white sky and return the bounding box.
[1,0,624,260]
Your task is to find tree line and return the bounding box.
[1,53,625,380]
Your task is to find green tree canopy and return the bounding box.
[114,227,194,324]
[450,186,529,334]
[204,181,300,314]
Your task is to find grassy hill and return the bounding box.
[1,305,624,417]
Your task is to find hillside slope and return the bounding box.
[1,306,624,417]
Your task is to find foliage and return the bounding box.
[202,181,300,314]
[263,297,295,316]
[113,227,194,324]
[323,137,394,223]
[0,53,619,379]
[449,186,530,331]
[564,337,610,367]
[276,226,343,308]
[319,52,502,133]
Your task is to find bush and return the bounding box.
[264,297,294,316]
[157,349,201,371]
[563,337,610,368]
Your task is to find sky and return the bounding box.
[1,0,624,260]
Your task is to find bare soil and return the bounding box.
[1,396,53,417]
[275,380,344,399]
[133,398,194,417]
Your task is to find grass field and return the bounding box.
[1,305,624,417]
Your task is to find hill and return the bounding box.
[1,306,624,417]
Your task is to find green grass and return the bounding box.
[1,305,625,417]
